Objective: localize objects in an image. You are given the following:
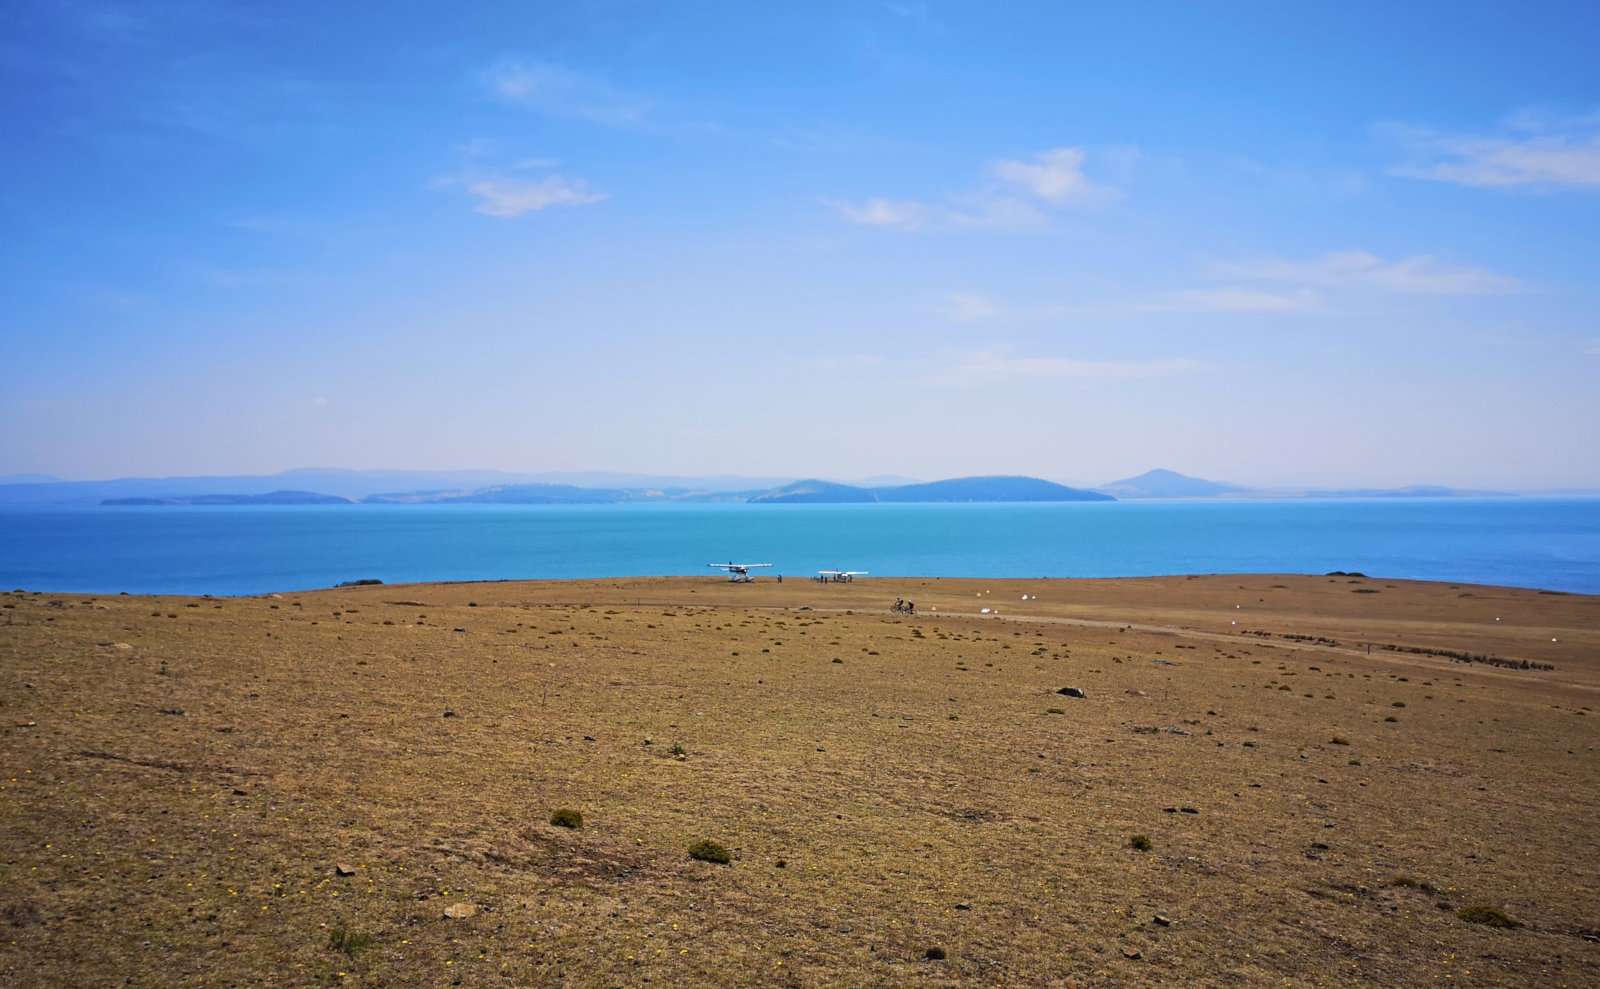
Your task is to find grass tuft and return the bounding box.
[1129,833,1152,852]
[688,839,731,864]
[1457,904,1520,929]
[328,926,374,957]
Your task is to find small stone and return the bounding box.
[113,642,133,651]
[925,946,946,960]
[335,863,355,877]
[1122,947,1143,960]
[954,902,971,911]
[1179,806,1199,814]
[442,709,456,718]
[443,902,477,919]
[1153,914,1172,927]
[1057,687,1087,699]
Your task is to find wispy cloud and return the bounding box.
[827,197,934,230]
[1384,111,1600,190]
[1140,288,1319,314]
[435,147,607,218]
[939,292,1002,321]
[925,348,1202,387]
[990,148,1118,206]
[1208,251,1519,296]
[482,59,652,128]
[823,194,1047,232]
[829,146,1125,232]
[464,176,607,217]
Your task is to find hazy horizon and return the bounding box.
[2,464,1591,495]
[5,2,1598,489]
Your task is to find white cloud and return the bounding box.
[1386,113,1600,190]
[926,348,1201,387]
[941,292,1001,321]
[482,59,651,128]
[827,197,933,230]
[990,148,1117,205]
[830,146,1123,232]
[436,146,606,218]
[825,194,1045,232]
[1141,288,1319,313]
[465,175,607,217]
[1209,251,1518,296]
[798,353,888,371]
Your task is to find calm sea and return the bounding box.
[1,499,1597,596]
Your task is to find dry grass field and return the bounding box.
[2,574,1597,987]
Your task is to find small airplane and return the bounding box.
[816,569,868,583]
[708,561,772,582]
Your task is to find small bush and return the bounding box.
[925,946,947,960]
[1129,834,1152,852]
[549,808,583,829]
[1458,905,1520,929]
[688,839,731,864]
[1045,707,1065,715]
[1391,875,1440,896]
[329,926,374,956]
[670,742,686,757]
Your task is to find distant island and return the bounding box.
[749,476,1112,504]
[0,466,1547,507]
[1096,468,1249,499]
[100,476,1115,506]
[1091,469,1511,501]
[103,490,354,506]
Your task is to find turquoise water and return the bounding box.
[1,499,1597,596]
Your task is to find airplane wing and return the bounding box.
[817,570,841,576]
[842,571,869,576]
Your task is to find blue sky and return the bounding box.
[3,1,1598,488]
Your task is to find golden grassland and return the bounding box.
[2,574,1598,987]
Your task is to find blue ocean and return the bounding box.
[1,499,1597,596]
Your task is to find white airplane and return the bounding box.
[708,561,772,582]
[816,569,869,583]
